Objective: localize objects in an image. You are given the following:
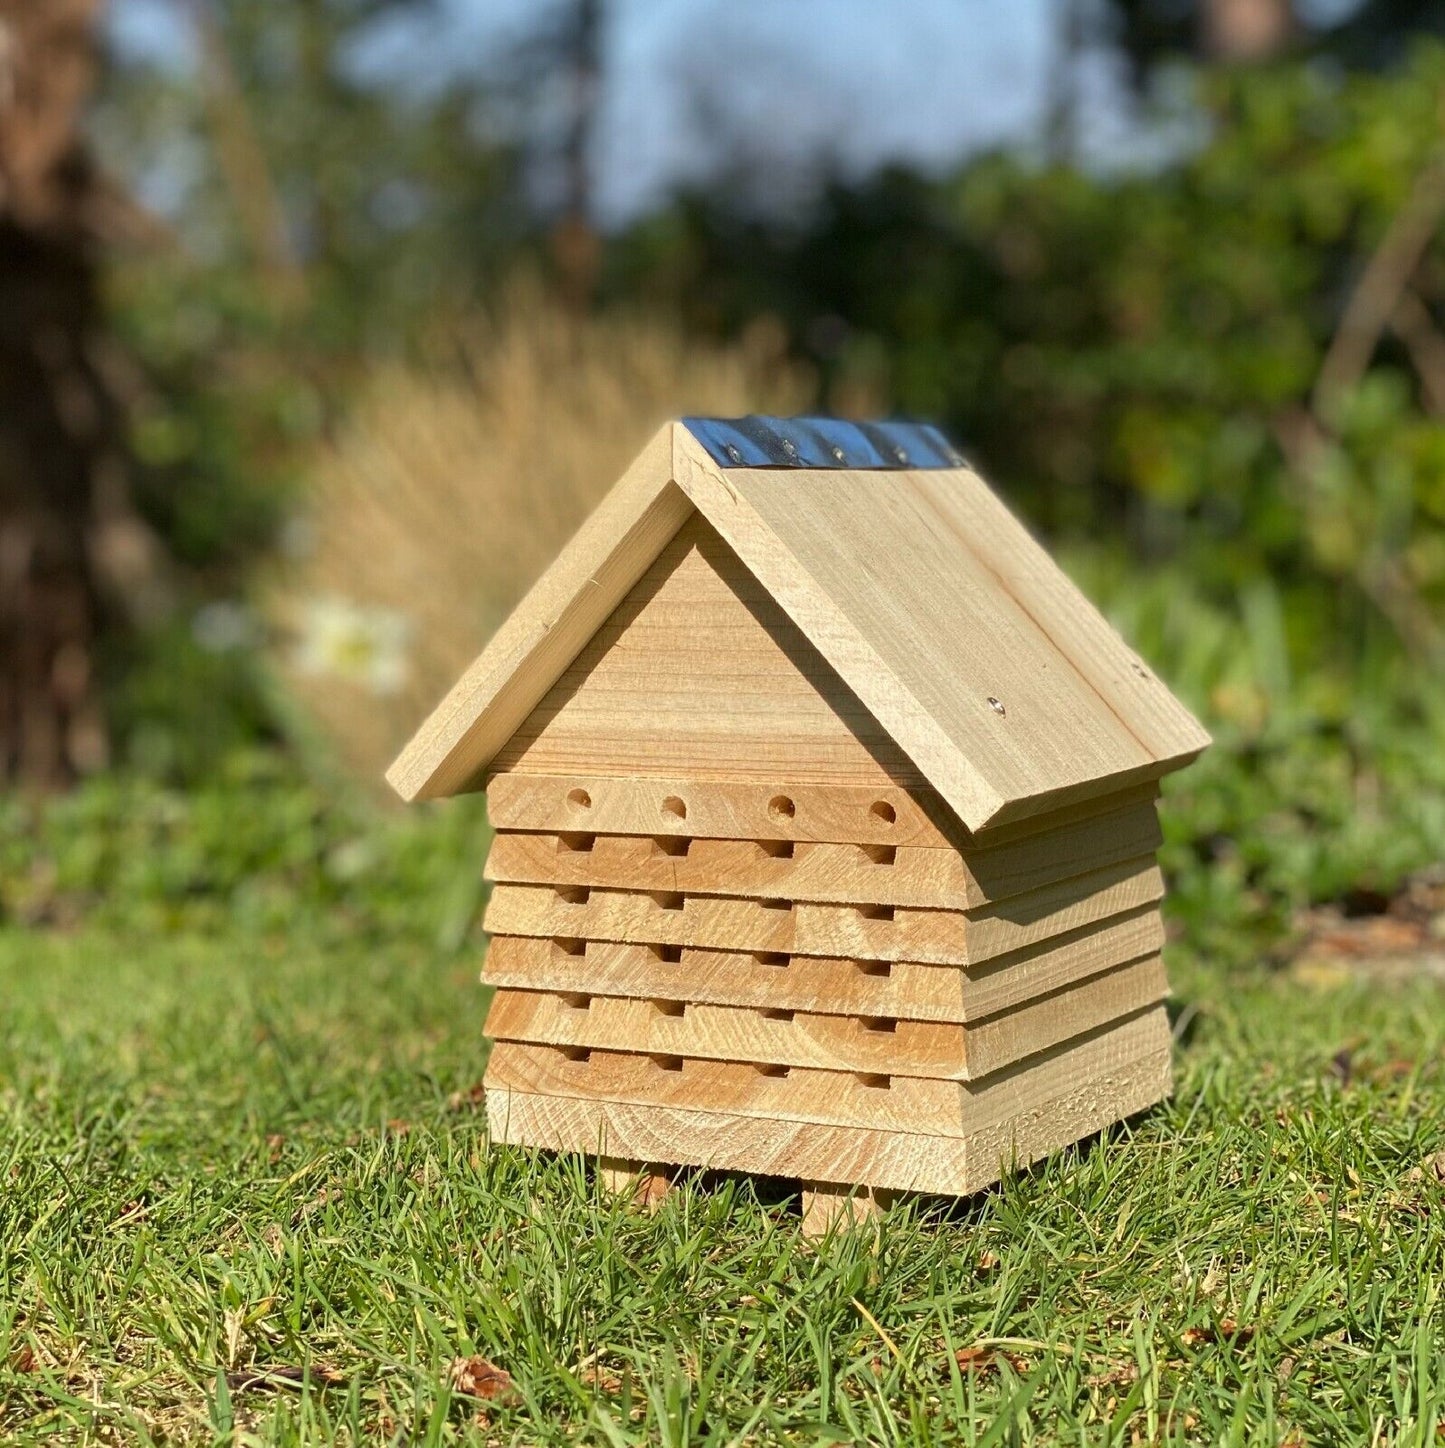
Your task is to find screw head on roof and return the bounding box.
[724,443,742,463]
[893,446,909,464]
[831,445,847,463]
[781,437,798,458]
[987,696,1006,716]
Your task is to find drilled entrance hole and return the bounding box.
[856,959,891,978]
[861,1016,897,1034]
[755,1063,790,1079]
[652,1054,684,1072]
[651,835,691,858]
[858,902,895,921]
[560,992,592,1011]
[661,795,688,821]
[652,998,686,1018]
[760,1007,795,1022]
[567,788,592,812]
[557,832,595,854]
[768,795,796,821]
[861,843,896,866]
[857,1072,892,1090]
[754,951,789,967]
[757,838,795,860]
[555,885,590,905]
[552,936,587,958]
[559,1046,591,1064]
[759,898,793,913]
[651,890,685,912]
[869,800,897,826]
[651,943,683,963]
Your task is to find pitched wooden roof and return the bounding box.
[386,419,1209,832]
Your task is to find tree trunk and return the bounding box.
[0,0,142,784]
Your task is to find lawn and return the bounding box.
[1,776,1443,1444]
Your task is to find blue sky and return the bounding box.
[109,0,1143,224]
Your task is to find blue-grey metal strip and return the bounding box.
[683,415,965,470]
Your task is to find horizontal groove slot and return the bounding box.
[757,838,795,860]
[754,951,789,967]
[855,959,891,978]
[861,1016,897,1034]
[858,903,895,921]
[556,832,595,854]
[651,1054,685,1072]
[651,943,683,963]
[555,886,590,905]
[560,992,592,1011]
[651,835,691,858]
[857,1072,892,1090]
[651,891,686,912]
[860,843,897,866]
[552,936,587,958]
[759,898,793,913]
[755,1063,790,1079]
[652,999,686,1018]
[759,1007,795,1022]
[558,1046,591,1064]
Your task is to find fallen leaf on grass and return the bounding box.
[265,1134,286,1163]
[974,1251,1000,1273]
[447,1083,487,1112]
[1329,1049,1354,1087]
[578,1361,625,1395]
[1405,1149,1445,1186]
[10,1345,37,1373]
[1181,1319,1255,1349]
[449,1356,516,1403]
[1086,1361,1138,1388]
[954,1343,1028,1376]
[226,1363,346,1394]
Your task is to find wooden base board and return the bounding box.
[800,1183,896,1236]
[482,954,1167,1081]
[483,856,1163,968]
[483,906,1166,1025]
[485,1028,1172,1196]
[483,795,1163,911]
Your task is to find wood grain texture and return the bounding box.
[386,427,691,802]
[670,432,1208,830]
[485,773,956,847]
[483,795,1163,909]
[482,856,1163,967]
[482,954,1166,1081]
[492,515,922,789]
[482,907,1166,1024]
[484,1007,1174,1194]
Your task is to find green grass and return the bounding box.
[3,874,1443,1443]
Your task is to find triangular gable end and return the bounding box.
[387,421,1210,832]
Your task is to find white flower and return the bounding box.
[294,596,412,695]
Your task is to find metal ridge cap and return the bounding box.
[683,414,967,470]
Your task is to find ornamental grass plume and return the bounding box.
[269,285,817,782]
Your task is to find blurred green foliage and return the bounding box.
[81,27,1445,965]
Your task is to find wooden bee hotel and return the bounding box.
[388,417,1209,1231]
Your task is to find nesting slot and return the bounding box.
[856,1073,892,1090]
[754,951,789,967]
[855,959,891,978]
[759,898,793,913]
[652,998,686,1018]
[651,835,691,858]
[567,788,592,812]
[651,943,683,963]
[652,1054,685,1072]
[755,1063,790,1079]
[555,885,590,905]
[651,890,686,912]
[559,1046,591,1064]
[861,843,897,866]
[661,795,688,820]
[757,838,795,860]
[861,1016,897,1034]
[858,903,895,921]
[768,795,796,821]
[552,936,587,958]
[760,1007,795,1022]
[560,992,592,1011]
[869,800,898,826]
[557,832,596,854]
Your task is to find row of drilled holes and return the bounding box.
[555,991,896,1035]
[557,834,898,867]
[552,1044,891,1089]
[564,788,899,830]
[549,937,892,976]
[550,886,898,922]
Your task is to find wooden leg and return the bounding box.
[597,1156,672,1211]
[800,1183,896,1237]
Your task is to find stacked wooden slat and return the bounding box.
[479,773,1174,1201]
